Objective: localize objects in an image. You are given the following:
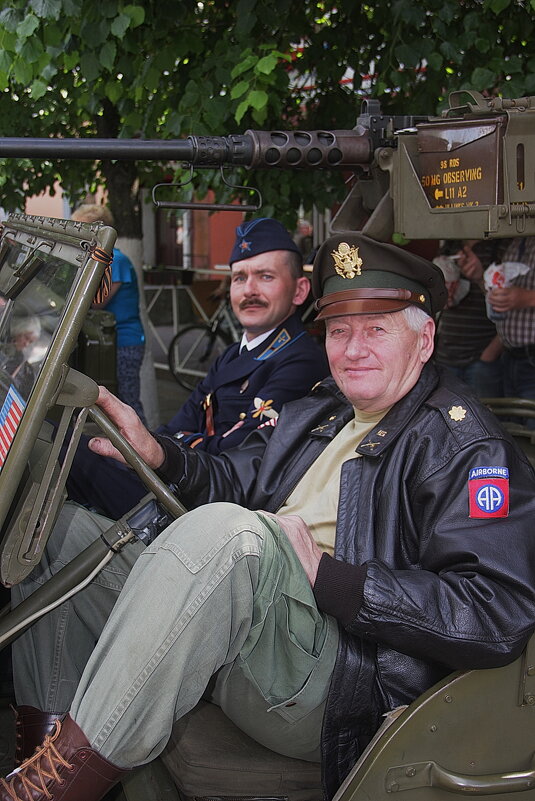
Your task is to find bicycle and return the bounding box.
[167,295,241,391]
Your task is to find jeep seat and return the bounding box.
[161,699,322,801]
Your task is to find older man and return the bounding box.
[66,217,329,518]
[7,233,535,801]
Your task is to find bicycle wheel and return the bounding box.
[168,324,231,391]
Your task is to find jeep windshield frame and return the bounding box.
[0,213,116,586]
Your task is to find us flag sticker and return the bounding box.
[468,466,509,518]
[0,384,25,470]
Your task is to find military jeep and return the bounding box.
[1,88,535,800]
[0,212,532,801]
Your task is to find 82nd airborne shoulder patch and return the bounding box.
[468,466,509,518]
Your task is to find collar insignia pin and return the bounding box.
[331,242,363,279]
[449,405,467,421]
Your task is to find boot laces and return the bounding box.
[11,706,22,766]
[1,719,74,800]
[11,705,21,743]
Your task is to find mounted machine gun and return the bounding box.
[0,89,532,241]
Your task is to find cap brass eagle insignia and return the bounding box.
[331,242,363,279]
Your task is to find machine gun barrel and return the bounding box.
[0,129,374,169]
[0,137,198,161]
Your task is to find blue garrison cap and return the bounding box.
[229,218,302,265]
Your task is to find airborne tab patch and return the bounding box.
[468,466,509,518]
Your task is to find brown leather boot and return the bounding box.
[0,713,128,801]
[13,705,58,765]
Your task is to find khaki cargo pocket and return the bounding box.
[237,513,339,723]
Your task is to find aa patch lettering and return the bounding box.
[468,466,509,518]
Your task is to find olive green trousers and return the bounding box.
[13,501,338,768]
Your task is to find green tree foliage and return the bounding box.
[0,0,533,234]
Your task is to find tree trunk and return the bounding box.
[95,100,159,427]
[116,235,160,429]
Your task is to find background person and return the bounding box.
[65,217,330,518]
[434,238,506,397]
[486,237,535,422]
[71,204,147,423]
[294,218,314,261]
[8,233,535,801]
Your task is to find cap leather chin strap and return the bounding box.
[314,287,427,320]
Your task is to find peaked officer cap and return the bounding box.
[229,218,302,265]
[312,232,446,320]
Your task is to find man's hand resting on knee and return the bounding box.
[263,512,323,586]
[88,386,165,470]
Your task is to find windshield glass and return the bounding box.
[0,239,80,469]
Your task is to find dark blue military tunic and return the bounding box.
[66,312,329,518]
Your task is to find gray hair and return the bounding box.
[11,314,41,338]
[401,305,433,331]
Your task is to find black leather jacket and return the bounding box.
[157,362,535,799]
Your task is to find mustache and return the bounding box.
[239,299,268,309]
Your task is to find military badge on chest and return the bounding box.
[252,397,278,420]
[254,398,279,429]
[223,397,279,438]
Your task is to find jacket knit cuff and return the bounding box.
[152,434,186,484]
[313,553,367,626]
